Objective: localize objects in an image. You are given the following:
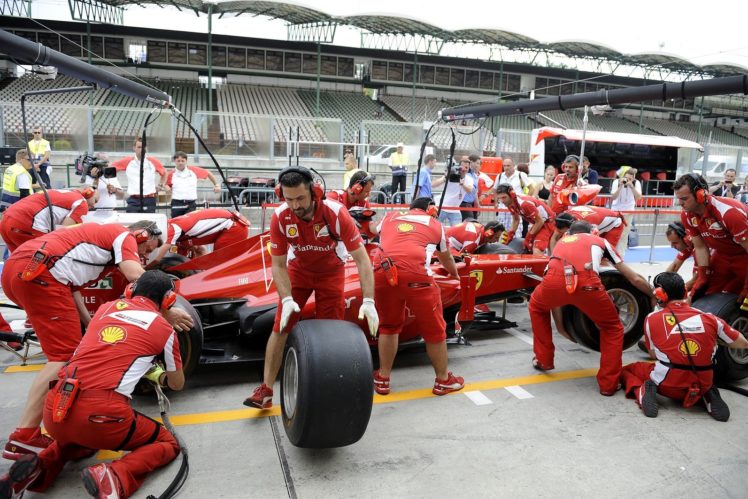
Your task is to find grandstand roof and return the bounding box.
[545,40,623,59]
[343,15,448,37]
[627,52,701,71]
[448,29,540,48]
[701,63,748,76]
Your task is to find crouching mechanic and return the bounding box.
[528,220,654,395]
[1,221,192,461]
[243,166,378,409]
[0,271,185,499]
[152,208,250,263]
[373,197,464,395]
[622,272,748,420]
[446,219,505,255]
[0,187,96,252]
[495,183,555,255]
[550,206,626,252]
[326,170,378,241]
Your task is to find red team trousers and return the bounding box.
[272,265,345,332]
[529,269,624,392]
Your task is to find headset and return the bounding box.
[274,166,325,202]
[131,222,162,244]
[483,221,503,239]
[666,221,687,239]
[80,186,95,200]
[686,172,709,205]
[426,204,438,218]
[350,175,374,196]
[652,272,682,305]
[124,279,177,310]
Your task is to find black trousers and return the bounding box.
[460,201,477,220]
[126,196,157,213]
[170,199,197,218]
[391,176,407,203]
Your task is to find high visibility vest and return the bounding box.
[0,162,33,210]
[390,152,409,176]
[28,139,50,164]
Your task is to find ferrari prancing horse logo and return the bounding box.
[469,270,484,290]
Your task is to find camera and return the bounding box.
[76,154,116,179]
[448,163,468,183]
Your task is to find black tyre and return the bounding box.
[475,243,516,255]
[157,254,195,278]
[692,293,748,382]
[174,295,203,376]
[562,271,652,351]
[281,319,373,448]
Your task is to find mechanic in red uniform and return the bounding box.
[0,270,185,499]
[0,187,96,252]
[549,206,626,252]
[1,221,192,461]
[549,155,585,215]
[495,183,555,255]
[674,173,748,304]
[152,207,250,263]
[326,170,378,241]
[528,220,654,395]
[445,219,504,255]
[622,272,748,420]
[372,197,464,395]
[243,166,378,409]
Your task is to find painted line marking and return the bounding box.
[4,364,46,373]
[463,390,493,406]
[505,385,534,400]
[507,328,533,345]
[160,367,598,427]
[96,450,124,460]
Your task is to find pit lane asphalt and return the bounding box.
[2,261,747,498]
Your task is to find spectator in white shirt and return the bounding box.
[610,166,642,256]
[439,159,473,227]
[165,151,221,217]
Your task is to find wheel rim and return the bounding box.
[282,347,299,419]
[607,288,639,333]
[727,317,748,366]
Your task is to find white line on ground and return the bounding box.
[463,390,493,406]
[505,385,534,400]
[507,328,533,346]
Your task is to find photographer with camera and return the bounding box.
[610,166,642,257]
[82,153,124,210]
[708,168,739,198]
[438,158,473,227]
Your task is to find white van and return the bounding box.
[365,144,426,165]
[692,154,748,182]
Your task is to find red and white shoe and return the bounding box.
[373,370,390,395]
[3,429,53,461]
[0,454,41,499]
[81,463,122,499]
[242,383,273,409]
[433,372,465,396]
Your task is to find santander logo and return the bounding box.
[496,265,532,275]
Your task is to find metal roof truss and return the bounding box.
[360,32,443,55]
[68,0,124,24]
[0,0,31,17]
[287,21,337,44]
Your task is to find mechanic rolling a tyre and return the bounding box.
[372,197,465,396]
[1,222,193,463]
[445,219,505,256]
[528,220,654,396]
[622,272,748,421]
[243,166,378,409]
[0,271,186,498]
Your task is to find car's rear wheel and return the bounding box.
[174,295,203,376]
[281,319,373,448]
[692,293,748,382]
[562,271,652,351]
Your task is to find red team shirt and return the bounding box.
[446,221,486,254]
[326,190,376,240]
[562,206,624,235]
[550,232,622,274]
[166,208,240,247]
[376,210,448,276]
[3,189,89,233]
[270,199,363,272]
[62,296,182,398]
[681,196,748,256]
[550,173,582,213]
[675,235,695,262]
[509,194,554,226]
[12,223,140,290]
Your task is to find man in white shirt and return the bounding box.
[487,158,529,229]
[123,138,166,213]
[438,159,473,227]
[166,151,221,217]
[610,166,642,256]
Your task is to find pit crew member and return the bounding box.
[495,183,555,255]
[673,173,748,303]
[0,187,96,252]
[445,219,505,255]
[549,155,585,215]
[621,272,748,420]
[326,170,379,240]
[152,208,250,263]
[549,206,626,252]
[0,271,185,498]
[1,221,192,461]
[243,166,378,409]
[372,197,464,396]
[528,220,654,395]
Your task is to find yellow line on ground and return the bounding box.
[4,364,46,373]
[164,367,598,427]
[96,450,124,460]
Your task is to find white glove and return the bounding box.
[279,296,300,333]
[358,298,379,338]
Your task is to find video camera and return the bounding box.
[76,154,116,179]
[448,162,468,183]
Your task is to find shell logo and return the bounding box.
[288,227,298,236]
[561,235,578,243]
[115,301,128,310]
[397,223,414,233]
[99,326,127,345]
[679,339,700,357]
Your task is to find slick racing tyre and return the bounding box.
[475,243,516,255]
[562,270,652,351]
[174,295,203,376]
[157,254,195,278]
[692,293,748,382]
[281,319,373,448]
